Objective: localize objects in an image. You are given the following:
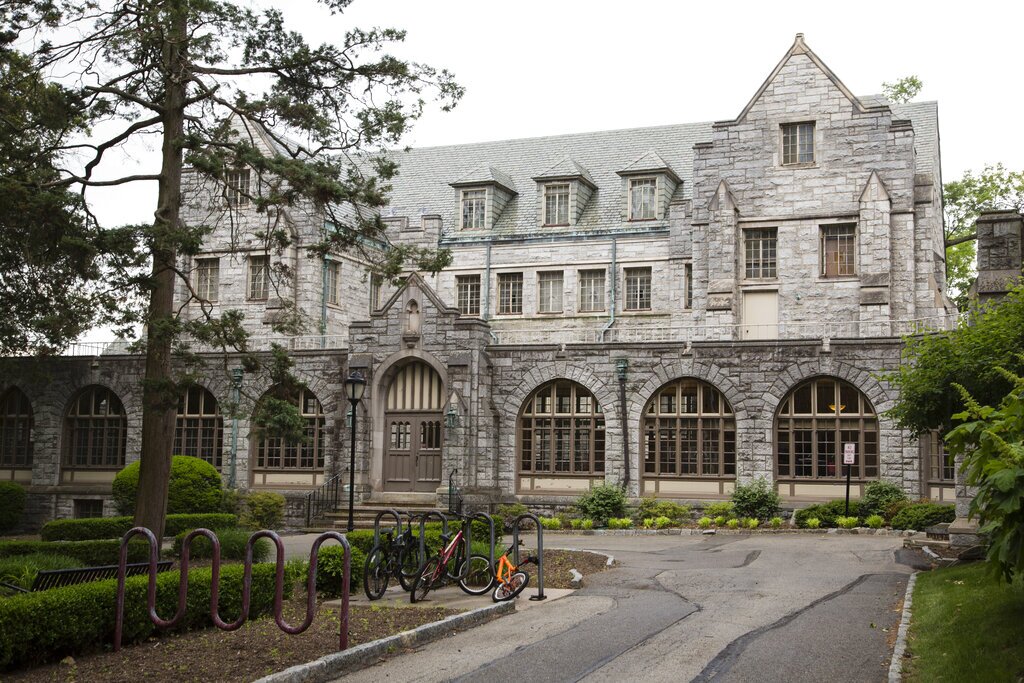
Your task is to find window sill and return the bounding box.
[627,218,657,223]
[542,223,570,228]
[536,311,564,316]
[817,276,859,283]
[780,162,817,169]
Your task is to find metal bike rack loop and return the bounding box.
[417,509,450,566]
[372,508,404,547]
[463,511,497,574]
[511,512,546,601]
[114,527,351,651]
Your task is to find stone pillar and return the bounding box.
[705,180,739,331]
[857,172,893,333]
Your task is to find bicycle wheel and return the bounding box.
[410,556,442,603]
[363,546,390,600]
[492,571,529,602]
[457,554,495,596]
[397,545,421,592]
[445,539,468,582]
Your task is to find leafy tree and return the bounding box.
[6,0,462,539]
[882,75,923,104]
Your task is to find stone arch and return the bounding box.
[765,360,892,418]
[630,358,749,428]
[247,382,327,487]
[0,386,34,472]
[61,384,129,475]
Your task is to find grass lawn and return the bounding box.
[905,562,1024,682]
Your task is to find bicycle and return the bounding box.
[363,522,421,600]
[409,516,491,602]
[490,542,537,601]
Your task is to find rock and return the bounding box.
[60,656,75,667]
[569,568,584,588]
[701,529,716,535]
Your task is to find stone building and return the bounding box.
[1,35,961,528]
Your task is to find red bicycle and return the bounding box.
[409,521,487,603]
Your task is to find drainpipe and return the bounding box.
[319,257,328,348]
[616,358,630,489]
[601,237,618,341]
[483,242,499,343]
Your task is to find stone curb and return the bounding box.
[540,528,917,537]
[888,571,918,682]
[253,601,515,683]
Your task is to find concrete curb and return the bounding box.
[888,571,918,682]
[541,528,917,537]
[254,601,515,683]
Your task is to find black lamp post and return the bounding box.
[343,371,366,532]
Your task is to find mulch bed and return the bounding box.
[521,548,612,589]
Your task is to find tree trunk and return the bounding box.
[134,4,189,542]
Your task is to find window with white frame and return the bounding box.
[195,257,219,301]
[628,178,657,221]
[684,264,693,309]
[226,169,251,206]
[461,189,486,229]
[782,122,814,165]
[371,275,383,311]
[497,273,523,315]
[326,260,341,306]
[537,271,563,314]
[744,228,778,279]
[456,274,481,316]
[544,183,570,226]
[248,254,269,300]
[820,224,856,277]
[624,267,652,311]
[578,269,606,312]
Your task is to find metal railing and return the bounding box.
[305,472,344,528]
[57,334,348,357]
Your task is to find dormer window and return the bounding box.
[226,169,250,207]
[544,184,570,226]
[461,189,486,229]
[628,178,657,221]
[782,122,814,165]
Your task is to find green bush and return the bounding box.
[580,519,594,530]
[315,545,366,598]
[112,456,223,516]
[731,478,781,521]
[860,481,909,520]
[242,491,286,530]
[0,553,81,591]
[0,482,26,533]
[713,515,727,526]
[0,562,284,670]
[837,516,860,529]
[494,503,529,531]
[641,518,654,529]
[0,539,149,566]
[865,514,885,529]
[890,503,956,531]
[697,517,712,529]
[607,517,633,529]
[653,516,672,529]
[769,517,784,529]
[703,501,735,519]
[40,513,238,541]
[794,501,862,529]
[806,518,821,529]
[747,518,759,529]
[636,498,691,523]
[539,517,562,530]
[726,518,740,529]
[172,528,270,562]
[569,518,582,530]
[573,485,627,526]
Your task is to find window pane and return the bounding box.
[497,273,523,314]
[821,224,856,277]
[538,271,563,314]
[248,255,269,300]
[625,267,652,311]
[579,269,606,312]
[462,189,486,229]
[744,228,777,279]
[629,178,656,220]
[544,184,570,225]
[456,275,481,316]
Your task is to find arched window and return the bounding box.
[642,379,735,478]
[174,386,224,469]
[519,381,604,475]
[775,377,878,480]
[65,386,127,469]
[253,388,325,471]
[0,388,33,467]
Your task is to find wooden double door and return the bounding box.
[383,361,445,493]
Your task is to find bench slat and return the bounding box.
[30,561,174,592]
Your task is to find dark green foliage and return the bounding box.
[494,503,529,531]
[315,545,366,598]
[112,456,223,516]
[0,563,285,670]
[172,528,270,563]
[0,539,149,566]
[795,500,863,528]
[731,478,781,521]
[0,482,26,533]
[0,553,81,591]
[702,501,736,519]
[859,481,909,520]
[890,503,956,531]
[573,485,627,525]
[636,497,691,523]
[40,513,237,541]
[241,491,286,530]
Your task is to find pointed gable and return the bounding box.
[532,157,597,189]
[450,166,517,195]
[616,151,681,184]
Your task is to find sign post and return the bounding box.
[843,443,856,516]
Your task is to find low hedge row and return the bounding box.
[795,500,863,528]
[891,503,955,531]
[0,563,285,671]
[172,528,271,563]
[40,513,238,542]
[0,539,150,566]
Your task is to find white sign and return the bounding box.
[843,443,856,465]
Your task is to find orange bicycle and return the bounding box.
[490,542,538,602]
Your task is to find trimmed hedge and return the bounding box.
[172,528,271,563]
[0,482,26,533]
[0,563,286,670]
[0,539,149,566]
[795,500,862,528]
[112,456,223,515]
[891,503,955,531]
[40,513,238,542]
[315,545,367,598]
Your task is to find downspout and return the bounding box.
[601,237,618,341]
[483,242,499,343]
[616,358,630,489]
[319,257,328,349]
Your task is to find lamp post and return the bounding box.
[228,367,244,489]
[343,371,366,532]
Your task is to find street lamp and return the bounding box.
[343,371,366,532]
[228,367,244,489]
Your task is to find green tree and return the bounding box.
[6,0,461,539]
[882,75,922,104]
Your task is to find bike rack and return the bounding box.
[371,508,404,547]
[511,512,546,601]
[463,511,497,575]
[417,509,450,567]
[113,527,351,651]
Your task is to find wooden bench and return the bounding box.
[0,560,174,593]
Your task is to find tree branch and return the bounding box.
[946,232,978,248]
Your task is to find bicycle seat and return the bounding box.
[440,533,451,545]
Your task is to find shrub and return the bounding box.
[220,489,244,515]
[890,503,955,531]
[697,517,712,529]
[726,518,740,529]
[172,528,271,562]
[651,516,670,529]
[837,516,860,529]
[731,478,781,521]
[242,491,286,530]
[539,517,562,530]
[580,519,594,530]
[0,482,26,534]
[747,518,759,529]
[112,456,223,516]
[40,513,238,541]
[0,539,149,566]
[865,514,885,529]
[636,498,691,523]
[805,518,821,529]
[713,515,727,527]
[494,503,529,531]
[860,481,909,520]
[885,499,912,522]
[569,518,582,530]
[704,501,735,519]
[769,517,784,529]
[607,517,633,529]
[0,553,81,591]
[642,518,654,529]
[794,501,862,529]
[315,544,367,598]
[573,485,627,526]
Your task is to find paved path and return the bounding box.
[331,532,910,682]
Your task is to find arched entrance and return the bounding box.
[383,361,444,492]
